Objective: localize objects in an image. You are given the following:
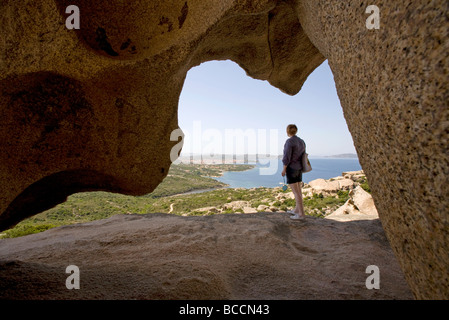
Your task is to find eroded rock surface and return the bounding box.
[0,0,448,299]
[0,0,323,230]
[0,213,413,300]
[326,186,379,222]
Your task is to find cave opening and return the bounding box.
[0,59,365,238]
[177,59,360,173]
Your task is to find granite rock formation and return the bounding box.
[326,186,379,222]
[0,1,447,299]
[0,213,413,300]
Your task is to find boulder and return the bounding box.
[285,192,295,199]
[337,179,355,190]
[351,187,378,216]
[327,186,378,222]
[327,201,361,221]
[301,187,313,198]
[242,207,257,214]
[196,206,220,214]
[222,201,250,210]
[306,177,354,196]
[342,170,364,179]
[308,178,340,194]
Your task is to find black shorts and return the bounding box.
[286,167,302,184]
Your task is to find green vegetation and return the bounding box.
[150,163,254,197]
[359,177,371,194]
[0,163,363,239]
[303,191,349,217]
[0,163,255,238]
[0,224,56,238]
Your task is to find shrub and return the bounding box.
[189,211,204,216]
[252,200,262,208]
[361,181,371,193]
[283,198,296,207]
[1,224,56,239]
[272,201,282,207]
[337,190,350,199]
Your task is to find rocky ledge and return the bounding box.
[192,170,378,220]
[0,211,412,299]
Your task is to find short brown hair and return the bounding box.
[287,124,298,136]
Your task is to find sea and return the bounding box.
[214,158,362,188]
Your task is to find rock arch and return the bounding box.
[0,0,447,299]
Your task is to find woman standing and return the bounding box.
[281,124,306,220]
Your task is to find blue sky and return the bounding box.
[178,59,357,157]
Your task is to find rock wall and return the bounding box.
[0,0,324,230]
[294,0,449,299]
[0,0,447,298]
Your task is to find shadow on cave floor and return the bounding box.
[0,212,414,300]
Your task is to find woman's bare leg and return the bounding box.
[289,183,299,213]
[295,182,305,217]
[289,182,305,217]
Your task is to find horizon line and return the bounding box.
[178,153,359,158]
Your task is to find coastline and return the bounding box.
[1,161,364,239]
[169,187,227,197]
[167,163,256,196]
[212,158,362,188]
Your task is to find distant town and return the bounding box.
[176,153,358,164]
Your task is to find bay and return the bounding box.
[214,158,362,188]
